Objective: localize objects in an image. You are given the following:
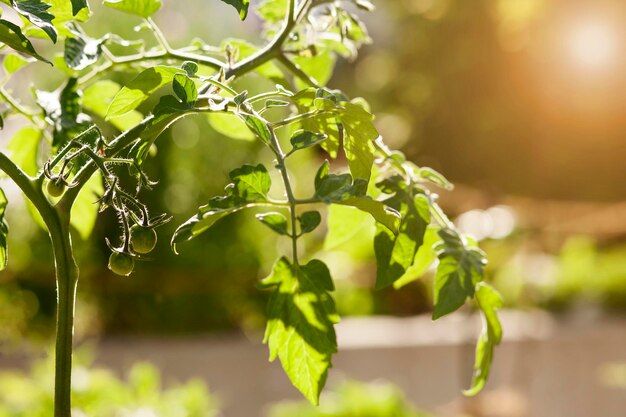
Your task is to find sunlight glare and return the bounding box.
[566,20,618,72]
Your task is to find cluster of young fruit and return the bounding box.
[43,139,168,277]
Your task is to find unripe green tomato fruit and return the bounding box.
[108,252,134,276]
[130,224,157,254]
[46,180,66,198]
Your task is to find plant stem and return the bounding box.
[268,129,300,265]
[0,153,77,417]
[277,54,320,87]
[50,214,78,417]
[225,0,297,78]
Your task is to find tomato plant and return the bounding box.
[0,0,503,415]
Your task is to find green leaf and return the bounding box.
[292,51,336,90]
[2,53,30,74]
[340,102,378,181]
[172,73,197,104]
[393,225,441,289]
[374,193,429,289]
[70,172,103,240]
[7,126,41,176]
[464,283,503,396]
[324,204,372,250]
[71,0,87,15]
[220,0,250,20]
[103,0,162,18]
[172,164,271,250]
[181,61,198,76]
[64,33,105,70]
[338,197,400,234]
[257,212,289,235]
[49,0,90,26]
[432,229,487,320]
[292,89,341,158]
[262,257,338,404]
[139,95,191,142]
[313,164,367,203]
[239,112,272,145]
[0,187,8,271]
[11,0,57,42]
[0,18,50,63]
[289,130,327,152]
[230,163,271,200]
[265,99,289,109]
[207,112,255,141]
[255,0,286,22]
[106,66,181,119]
[298,211,321,234]
[82,80,143,130]
[35,78,91,151]
[418,167,453,190]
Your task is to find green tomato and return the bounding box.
[130,224,157,254]
[108,252,135,276]
[46,180,66,198]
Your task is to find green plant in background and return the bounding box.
[0,0,502,414]
[0,354,220,417]
[269,379,433,417]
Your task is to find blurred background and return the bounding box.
[1,0,625,416]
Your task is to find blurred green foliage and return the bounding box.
[269,379,433,417]
[0,354,219,417]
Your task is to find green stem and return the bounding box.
[225,0,297,78]
[278,54,319,87]
[0,153,77,417]
[271,110,324,129]
[50,215,78,417]
[268,129,300,265]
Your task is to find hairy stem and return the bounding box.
[268,129,300,265]
[0,153,77,417]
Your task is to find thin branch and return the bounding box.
[278,54,320,87]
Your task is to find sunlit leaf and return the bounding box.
[432,228,487,319]
[464,283,503,396]
[103,0,162,18]
[0,19,50,63]
[172,164,271,251]
[71,0,87,16]
[289,130,327,152]
[2,53,31,74]
[82,80,143,130]
[172,73,198,104]
[219,0,250,20]
[207,112,255,141]
[239,113,272,145]
[257,212,289,235]
[262,257,338,404]
[7,126,41,176]
[70,172,103,240]
[11,0,57,42]
[106,65,180,119]
[374,194,430,289]
[64,33,105,70]
[341,102,378,181]
[393,225,441,289]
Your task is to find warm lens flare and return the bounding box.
[566,20,619,71]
